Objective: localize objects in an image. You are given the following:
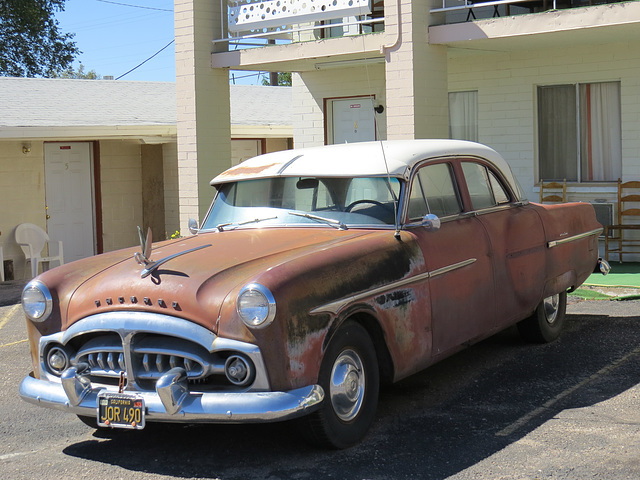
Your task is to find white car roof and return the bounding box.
[211,140,520,196]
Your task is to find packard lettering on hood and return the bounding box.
[19,140,609,448]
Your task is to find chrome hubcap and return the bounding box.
[542,294,560,325]
[329,349,365,422]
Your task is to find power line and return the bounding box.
[95,0,173,12]
[116,39,175,80]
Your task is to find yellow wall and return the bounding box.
[0,141,46,279]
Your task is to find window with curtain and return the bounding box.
[538,82,621,182]
[449,91,478,142]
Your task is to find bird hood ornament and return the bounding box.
[133,225,211,279]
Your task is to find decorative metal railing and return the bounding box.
[213,0,384,46]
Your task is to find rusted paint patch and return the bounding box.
[214,162,280,178]
[375,289,416,309]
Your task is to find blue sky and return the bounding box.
[56,0,262,84]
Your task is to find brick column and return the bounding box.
[175,0,231,232]
[383,0,449,140]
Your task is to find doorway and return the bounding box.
[326,96,377,144]
[44,142,96,263]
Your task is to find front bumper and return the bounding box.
[19,371,324,424]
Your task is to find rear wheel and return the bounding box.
[303,321,379,449]
[518,291,567,343]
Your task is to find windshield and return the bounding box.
[201,177,401,231]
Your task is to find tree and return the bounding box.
[262,72,292,87]
[52,63,101,79]
[0,0,79,77]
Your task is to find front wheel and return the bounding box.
[517,291,567,343]
[302,321,379,449]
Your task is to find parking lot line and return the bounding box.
[496,342,640,437]
[0,304,20,330]
[0,304,28,348]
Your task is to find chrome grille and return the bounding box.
[86,351,126,375]
[40,312,269,392]
[74,333,226,387]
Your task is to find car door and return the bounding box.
[407,161,496,359]
[459,161,546,328]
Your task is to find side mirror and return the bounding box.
[422,214,441,232]
[188,218,199,235]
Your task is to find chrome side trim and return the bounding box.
[429,258,477,278]
[547,228,603,248]
[19,375,324,423]
[310,258,477,316]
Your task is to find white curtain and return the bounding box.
[539,82,621,182]
[449,91,478,142]
[580,82,622,181]
[538,84,578,181]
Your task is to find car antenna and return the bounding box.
[378,141,401,239]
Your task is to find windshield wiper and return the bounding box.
[288,211,348,230]
[216,216,278,232]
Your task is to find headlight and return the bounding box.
[22,281,53,322]
[45,345,71,376]
[237,283,276,328]
[224,355,255,386]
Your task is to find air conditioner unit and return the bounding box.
[591,203,614,237]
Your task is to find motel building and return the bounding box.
[175,0,640,260]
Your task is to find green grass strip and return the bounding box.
[569,289,614,300]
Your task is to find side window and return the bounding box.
[408,163,461,219]
[488,171,510,204]
[462,162,510,210]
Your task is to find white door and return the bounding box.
[331,98,376,144]
[44,143,95,263]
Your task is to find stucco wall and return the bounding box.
[163,142,180,238]
[447,41,640,205]
[294,64,387,148]
[0,141,46,279]
[99,140,143,253]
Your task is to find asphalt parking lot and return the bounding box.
[1,294,639,479]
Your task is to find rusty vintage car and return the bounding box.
[19,140,609,448]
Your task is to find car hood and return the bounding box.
[48,228,381,333]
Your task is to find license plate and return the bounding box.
[97,392,145,429]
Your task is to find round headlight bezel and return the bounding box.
[45,345,71,376]
[21,281,53,322]
[224,354,255,386]
[237,283,276,329]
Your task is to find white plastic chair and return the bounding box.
[15,223,64,279]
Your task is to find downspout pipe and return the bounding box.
[380,0,402,54]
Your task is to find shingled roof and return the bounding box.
[0,77,292,134]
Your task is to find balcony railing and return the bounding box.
[213,0,384,47]
[430,0,630,24]
[213,0,630,47]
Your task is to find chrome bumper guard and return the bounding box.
[19,366,324,423]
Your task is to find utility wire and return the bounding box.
[96,0,173,12]
[116,39,175,80]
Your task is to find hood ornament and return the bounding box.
[134,226,212,279]
[134,226,153,266]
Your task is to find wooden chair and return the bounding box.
[539,179,567,203]
[604,179,640,263]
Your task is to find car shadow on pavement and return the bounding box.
[62,311,640,479]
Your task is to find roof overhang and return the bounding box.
[429,2,640,53]
[0,125,177,142]
[231,124,293,139]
